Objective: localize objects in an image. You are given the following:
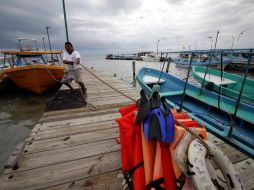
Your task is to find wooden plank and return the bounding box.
[60,82,136,89]
[28,121,117,141]
[47,171,122,190]
[216,143,248,164]
[215,158,254,190]
[87,92,139,101]
[89,98,135,107]
[25,125,119,154]
[40,108,119,123]
[91,101,134,110]
[80,87,138,95]
[56,89,137,101]
[41,105,119,119]
[87,93,139,102]
[234,158,254,190]
[0,151,121,190]
[4,138,120,174]
[207,133,225,145]
[34,113,120,131]
[85,87,137,93]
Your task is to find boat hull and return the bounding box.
[141,57,160,62]
[3,64,65,94]
[192,66,254,104]
[137,67,254,158]
[174,58,221,67]
[230,62,254,71]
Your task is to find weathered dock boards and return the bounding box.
[0,68,253,190]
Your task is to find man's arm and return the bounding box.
[63,60,74,65]
[76,58,80,64]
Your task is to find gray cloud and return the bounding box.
[0,0,253,54]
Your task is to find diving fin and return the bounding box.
[143,88,175,143]
[135,89,150,125]
[161,96,170,114]
[147,114,162,141]
[150,92,161,109]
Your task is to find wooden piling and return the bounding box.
[132,61,136,87]
[166,57,171,73]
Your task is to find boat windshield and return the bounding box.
[0,57,12,68]
[15,55,47,66]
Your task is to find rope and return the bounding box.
[80,64,137,102]
[45,65,63,82]
[78,86,97,111]
[45,64,98,110]
[177,120,211,157]
[46,85,62,108]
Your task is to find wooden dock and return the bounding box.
[0,68,253,190]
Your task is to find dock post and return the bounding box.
[166,57,171,73]
[132,61,136,87]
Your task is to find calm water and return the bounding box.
[0,55,253,174]
[0,91,47,174]
[83,55,200,84]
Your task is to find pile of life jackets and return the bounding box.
[115,91,244,190]
[115,94,207,190]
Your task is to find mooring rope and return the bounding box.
[81,64,137,102]
[176,120,211,157]
[45,64,98,110]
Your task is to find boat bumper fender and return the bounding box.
[188,139,244,190]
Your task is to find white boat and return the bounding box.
[140,53,161,62]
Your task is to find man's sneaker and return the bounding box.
[83,92,88,103]
[82,88,88,102]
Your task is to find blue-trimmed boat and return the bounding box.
[137,67,254,158]
[174,53,221,67]
[171,49,254,68]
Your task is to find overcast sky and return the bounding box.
[0,0,253,55]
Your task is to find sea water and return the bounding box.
[0,92,47,174]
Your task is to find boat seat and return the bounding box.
[196,72,237,86]
[160,90,183,97]
[143,75,165,84]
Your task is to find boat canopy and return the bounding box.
[1,50,62,55]
[1,51,63,67]
[164,48,254,55]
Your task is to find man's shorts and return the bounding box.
[61,68,83,83]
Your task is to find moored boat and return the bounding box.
[174,52,222,67]
[137,67,254,158]
[140,53,161,62]
[192,66,254,104]
[1,50,65,94]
